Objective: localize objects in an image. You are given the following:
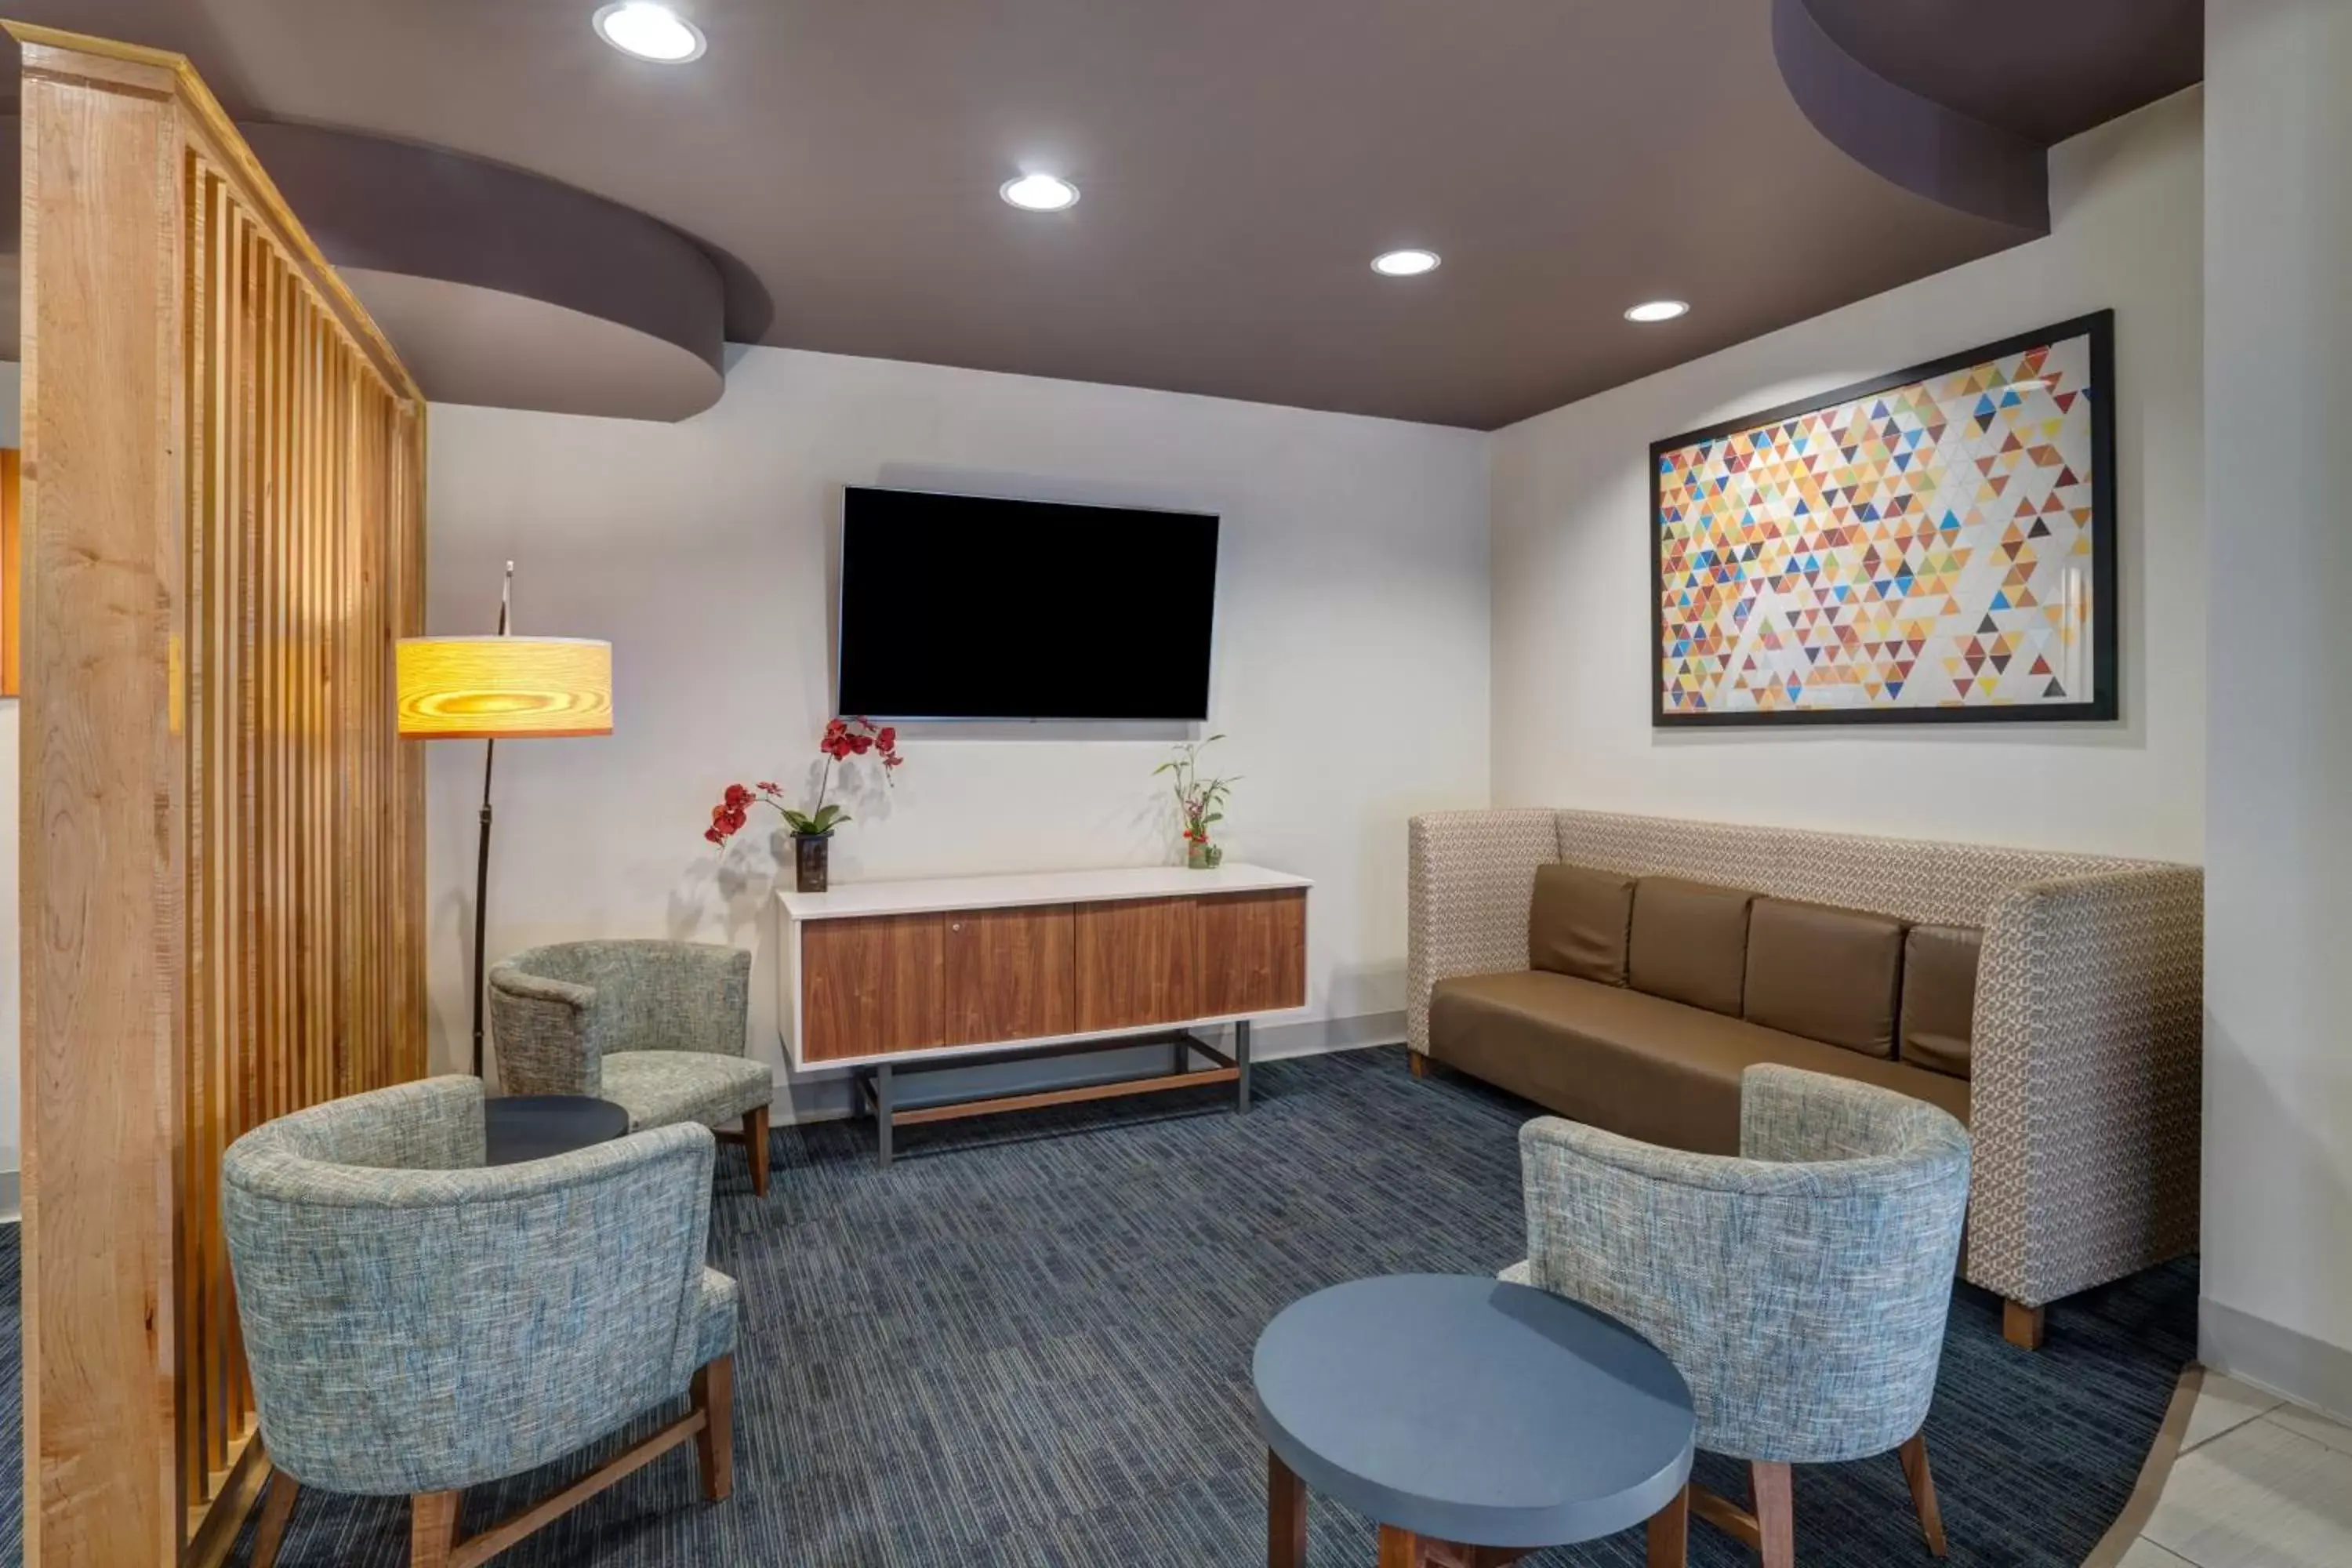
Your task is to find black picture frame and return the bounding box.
[1650,310,2118,728]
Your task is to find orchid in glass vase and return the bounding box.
[704,717,903,893]
[1155,734,1238,869]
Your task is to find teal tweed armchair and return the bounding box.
[222,1076,739,1568]
[488,938,775,1194]
[1506,1065,1971,1568]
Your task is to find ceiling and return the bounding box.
[7,1,2200,428]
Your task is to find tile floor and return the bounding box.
[2118,1372,2352,1566]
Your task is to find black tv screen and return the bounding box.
[836,488,1219,721]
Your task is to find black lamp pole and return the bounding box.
[470,562,514,1079]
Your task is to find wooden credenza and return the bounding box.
[779,865,1311,1160]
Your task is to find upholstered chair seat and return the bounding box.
[1507,1064,1971,1567]
[220,1076,739,1568]
[489,938,775,1194]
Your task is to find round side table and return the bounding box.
[482,1094,631,1166]
[1252,1273,1696,1566]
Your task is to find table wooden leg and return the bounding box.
[1377,1524,1421,1567]
[1266,1449,1308,1568]
[1646,1482,1690,1567]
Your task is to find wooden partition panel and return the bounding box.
[15,26,428,1566]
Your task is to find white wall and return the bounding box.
[2198,0,2352,1417]
[423,347,1492,1111]
[1486,91,2205,861]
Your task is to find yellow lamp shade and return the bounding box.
[396,636,612,739]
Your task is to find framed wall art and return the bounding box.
[1652,310,2116,727]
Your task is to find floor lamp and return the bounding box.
[397,563,614,1077]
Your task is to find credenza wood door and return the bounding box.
[1075,897,1201,1033]
[1196,889,1309,1016]
[944,905,1076,1046]
[802,913,946,1062]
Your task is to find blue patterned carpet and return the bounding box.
[1,1047,2194,1566]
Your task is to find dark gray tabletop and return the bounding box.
[483,1094,632,1166]
[1252,1274,1695,1549]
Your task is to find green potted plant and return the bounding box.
[704,717,904,892]
[1156,735,1238,869]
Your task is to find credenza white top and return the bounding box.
[777,862,1312,921]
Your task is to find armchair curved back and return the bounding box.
[221,1076,720,1496]
[488,939,751,1097]
[1520,1065,1969,1465]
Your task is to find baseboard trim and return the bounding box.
[2201,1295,2352,1426]
[0,1168,20,1224]
[767,1013,1403,1127]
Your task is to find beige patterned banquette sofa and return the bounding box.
[1407,808,2202,1349]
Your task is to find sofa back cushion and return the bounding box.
[1529,863,1637,985]
[1627,877,1755,1016]
[1900,924,1981,1078]
[1741,897,1907,1057]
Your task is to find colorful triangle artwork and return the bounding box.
[1653,330,2101,717]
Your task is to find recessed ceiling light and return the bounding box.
[1372,249,1441,278]
[1001,173,1081,212]
[1624,299,1691,323]
[593,3,706,63]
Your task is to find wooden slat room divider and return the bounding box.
[13,25,430,1566]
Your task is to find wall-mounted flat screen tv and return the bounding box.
[836,487,1219,721]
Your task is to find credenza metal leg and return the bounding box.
[1172,1033,1189,1076]
[1236,1020,1253,1112]
[876,1063,895,1167]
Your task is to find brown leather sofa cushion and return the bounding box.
[1428,969,1969,1155]
[1627,877,1754,1017]
[1741,896,1906,1058]
[1529,862,1636,985]
[1901,924,1982,1079]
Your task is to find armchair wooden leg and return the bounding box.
[1646,1482,1689,1567]
[1752,1462,1795,1568]
[1898,1432,1947,1557]
[2003,1299,2046,1351]
[1408,1051,1428,1079]
[411,1490,462,1568]
[692,1353,736,1503]
[1268,1448,1308,1568]
[745,1105,771,1196]
[251,1471,297,1568]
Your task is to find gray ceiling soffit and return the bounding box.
[1773,0,2049,234]
[237,123,728,419]
[0,2,2198,429]
[1799,0,2203,149]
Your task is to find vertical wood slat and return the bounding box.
[16,25,428,1566]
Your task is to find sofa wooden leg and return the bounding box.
[1408,1051,1428,1079]
[745,1105,771,1196]
[2003,1299,2046,1351]
[1752,1462,1795,1568]
[252,1471,297,1568]
[1898,1432,1947,1556]
[410,1490,462,1568]
[692,1353,736,1503]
